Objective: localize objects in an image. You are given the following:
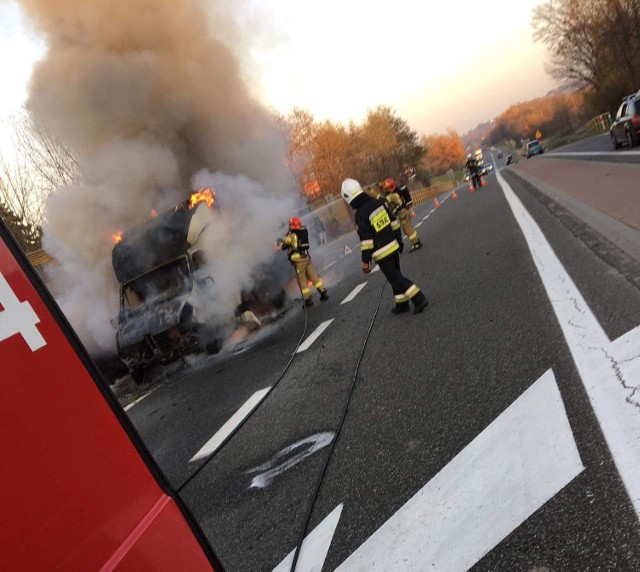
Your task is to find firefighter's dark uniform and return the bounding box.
[351,193,428,314]
[465,157,481,188]
[385,185,421,251]
[281,226,328,305]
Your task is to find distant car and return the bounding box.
[506,154,514,165]
[497,152,503,159]
[525,140,544,158]
[610,92,640,149]
[484,163,494,173]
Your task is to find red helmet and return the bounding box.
[289,216,302,230]
[383,178,396,192]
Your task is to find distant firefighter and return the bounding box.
[341,179,428,315]
[278,217,329,307]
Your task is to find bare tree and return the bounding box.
[0,108,79,251]
[533,0,640,112]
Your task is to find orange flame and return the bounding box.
[113,231,123,244]
[189,188,215,209]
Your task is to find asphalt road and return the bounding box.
[125,153,640,571]
[545,132,640,166]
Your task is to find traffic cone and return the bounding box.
[468,182,475,192]
[452,190,458,200]
[480,177,487,188]
[411,209,416,218]
[434,197,440,208]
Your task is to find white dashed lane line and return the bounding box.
[189,387,271,462]
[371,265,380,273]
[297,319,335,353]
[341,282,367,305]
[320,260,337,272]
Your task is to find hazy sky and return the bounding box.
[0,0,557,140]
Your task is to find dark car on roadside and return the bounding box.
[610,92,640,149]
[525,139,544,158]
[506,154,514,165]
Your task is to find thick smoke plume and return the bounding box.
[19,0,298,352]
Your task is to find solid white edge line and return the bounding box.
[296,319,334,353]
[189,387,272,462]
[341,282,367,305]
[496,168,640,517]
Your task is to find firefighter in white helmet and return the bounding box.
[278,217,328,307]
[341,179,428,314]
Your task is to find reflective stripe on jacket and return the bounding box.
[354,195,401,263]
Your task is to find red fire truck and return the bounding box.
[0,217,221,570]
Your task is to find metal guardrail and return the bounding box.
[585,112,613,135]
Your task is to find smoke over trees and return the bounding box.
[13,0,297,353]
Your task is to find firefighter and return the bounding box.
[465,154,481,188]
[341,178,428,315]
[278,217,328,307]
[382,177,422,253]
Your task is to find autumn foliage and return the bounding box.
[421,130,466,175]
[276,106,425,201]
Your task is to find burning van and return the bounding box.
[112,189,288,384]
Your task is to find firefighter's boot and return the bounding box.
[391,301,411,315]
[304,298,314,308]
[320,290,329,301]
[412,293,429,315]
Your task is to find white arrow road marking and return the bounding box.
[337,369,583,571]
[341,283,367,305]
[273,504,343,572]
[297,319,334,353]
[189,387,271,462]
[497,169,640,517]
[0,272,46,351]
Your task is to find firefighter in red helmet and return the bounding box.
[278,217,328,307]
[382,177,422,252]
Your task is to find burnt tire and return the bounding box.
[131,369,145,385]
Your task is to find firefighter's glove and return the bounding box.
[362,262,371,274]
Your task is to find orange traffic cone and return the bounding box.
[452,190,458,200]
[468,183,475,192]
[480,177,487,188]
[434,197,440,208]
[411,209,416,218]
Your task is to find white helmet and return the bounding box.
[341,178,364,204]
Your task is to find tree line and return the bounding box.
[533,0,640,114]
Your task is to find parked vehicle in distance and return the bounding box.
[525,140,544,158]
[497,152,504,159]
[610,92,640,149]
[484,163,494,173]
[506,154,514,165]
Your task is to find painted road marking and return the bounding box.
[296,319,334,353]
[189,387,271,462]
[341,283,367,305]
[273,505,343,572]
[414,221,423,228]
[320,260,337,272]
[0,272,46,351]
[246,432,334,489]
[370,265,380,274]
[549,151,640,157]
[337,369,583,571]
[123,385,162,411]
[497,168,640,517]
